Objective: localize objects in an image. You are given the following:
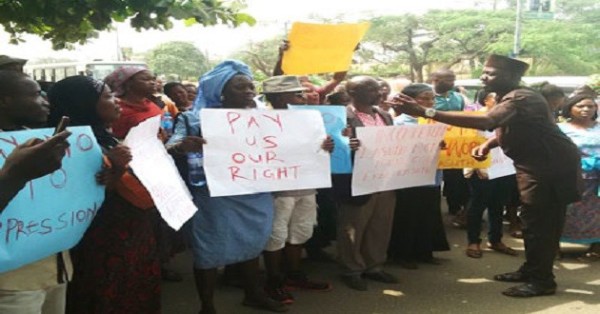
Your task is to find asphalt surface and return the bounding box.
[163,212,600,314]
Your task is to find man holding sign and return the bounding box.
[262,75,334,304]
[0,70,72,314]
[333,76,397,291]
[391,55,581,298]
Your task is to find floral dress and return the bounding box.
[558,122,600,244]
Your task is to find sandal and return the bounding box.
[489,243,518,256]
[466,248,482,258]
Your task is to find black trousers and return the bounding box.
[442,169,470,214]
[517,183,567,287]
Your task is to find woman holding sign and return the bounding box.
[167,60,288,314]
[389,84,450,268]
[47,76,161,313]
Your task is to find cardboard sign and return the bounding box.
[418,118,490,169]
[123,116,197,230]
[352,124,447,196]
[282,22,370,74]
[200,109,331,197]
[0,127,104,273]
[288,105,351,174]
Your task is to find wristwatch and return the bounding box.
[424,108,437,118]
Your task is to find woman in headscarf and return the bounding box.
[47,76,161,313]
[104,66,164,139]
[388,83,450,268]
[167,60,287,314]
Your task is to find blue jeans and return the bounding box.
[466,176,511,245]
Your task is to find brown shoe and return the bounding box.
[489,242,518,256]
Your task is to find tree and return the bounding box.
[146,41,210,80]
[0,0,255,49]
[362,15,431,82]
[231,37,282,81]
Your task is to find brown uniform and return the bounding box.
[488,88,581,287]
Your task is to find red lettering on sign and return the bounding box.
[227,112,242,134]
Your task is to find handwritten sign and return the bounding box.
[123,116,197,230]
[200,109,331,197]
[352,124,447,196]
[487,147,516,179]
[288,105,351,174]
[0,127,104,273]
[282,22,370,74]
[418,118,490,169]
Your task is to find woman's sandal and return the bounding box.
[466,248,483,258]
[489,243,518,256]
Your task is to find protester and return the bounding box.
[184,83,198,103]
[149,77,179,117]
[558,94,600,261]
[261,75,334,304]
[431,69,469,225]
[167,60,288,314]
[333,76,397,291]
[389,83,450,268]
[0,70,72,314]
[377,79,394,116]
[462,90,518,259]
[104,66,162,138]
[325,84,351,106]
[391,54,581,297]
[164,82,192,111]
[45,75,160,313]
[537,82,566,120]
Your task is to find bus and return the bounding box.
[24,60,147,82]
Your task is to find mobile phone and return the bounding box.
[53,116,70,135]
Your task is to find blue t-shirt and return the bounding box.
[434,91,464,112]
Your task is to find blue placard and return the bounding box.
[289,105,352,174]
[0,127,104,273]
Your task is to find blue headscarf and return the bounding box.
[193,60,253,112]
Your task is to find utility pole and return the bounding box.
[513,0,523,57]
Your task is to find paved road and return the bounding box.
[163,214,600,314]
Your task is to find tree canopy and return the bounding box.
[145,41,210,81]
[0,0,255,49]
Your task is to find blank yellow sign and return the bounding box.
[282,22,370,75]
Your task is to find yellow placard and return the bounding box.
[418,118,491,169]
[282,22,370,75]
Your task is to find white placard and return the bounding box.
[123,116,197,230]
[487,147,516,179]
[352,124,447,196]
[200,109,331,197]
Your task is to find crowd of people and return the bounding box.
[0,47,598,314]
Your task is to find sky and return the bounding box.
[0,0,500,62]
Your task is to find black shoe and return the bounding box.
[341,274,368,291]
[502,283,556,297]
[493,271,529,283]
[363,271,398,284]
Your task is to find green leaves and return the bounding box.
[0,0,254,49]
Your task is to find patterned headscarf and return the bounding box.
[193,60,253,112]
[104,65,147,97]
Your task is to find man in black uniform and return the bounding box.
[390,55,581,297]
